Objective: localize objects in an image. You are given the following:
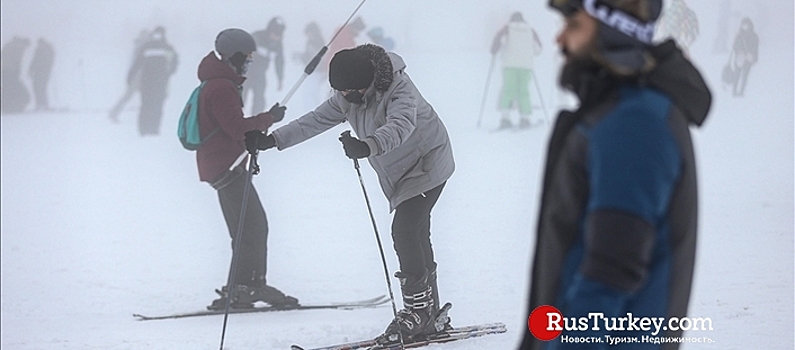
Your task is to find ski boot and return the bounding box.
[497,118,514,130]
[375,270,453,346]
[207,284,299,310]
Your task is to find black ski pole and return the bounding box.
[279,0,370,105]
[342,131,404,350]
[218,151,260,350]
[476,54,496,128]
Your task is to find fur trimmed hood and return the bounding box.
[355,43,394,92]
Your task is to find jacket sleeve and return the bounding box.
[490,26,508,55]
[168,44,179,75]
[209,82,273,141]
[532,29,543,55]
[127,48,143,85]
[271,95,347,150]
[562,101,682,316]
[367,76,417,155]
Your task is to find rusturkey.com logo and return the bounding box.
[528,305,715,346]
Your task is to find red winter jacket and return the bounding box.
[196,52,274,183]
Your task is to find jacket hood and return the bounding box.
[646,40,711,127]
[356,43,395,92]
[197,51,245,85]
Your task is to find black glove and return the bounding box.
[338,131,370,159]
[268,103,286,123]
[244,130,276,154]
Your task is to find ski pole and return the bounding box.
[476,54,496,128]
[218,152,260,350]
[279,0,370,105]
[531,70,550,125]
[342,131,405,350]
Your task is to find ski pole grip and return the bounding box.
[304,46,328,75]
[340,131,360,170]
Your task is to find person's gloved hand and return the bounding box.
[244,130,276,154]
[338,131,370,159]
[267,103,286,123]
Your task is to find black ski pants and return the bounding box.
[215,166,269,288]
[391,182,445,284]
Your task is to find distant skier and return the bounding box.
[245,17,285,115]
[292,21,327,108]
[322,16,365,72]
[28,37,55,112]
[294,21,325,69]
[730,17,758,97]
[127,26,178,136]
[490,12,543,129]
[192,28,294,310]
[366,26,395,51]
[109,29,151,123]
[245,43,455,344]
[653,0,699,57]
[1,36,31,114]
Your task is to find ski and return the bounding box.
[290,322,507,350]
[489,124,545,133]
[133,295,390,321]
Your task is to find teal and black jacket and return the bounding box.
[520,40,712,350]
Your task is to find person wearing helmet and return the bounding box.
[519,1,711,349]
[194,28,294,310]
[244,17,286,115]
[245,44,455,344]
[490,11,543,129]
[126,26,178,136]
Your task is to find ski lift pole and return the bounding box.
[279,0,369,105]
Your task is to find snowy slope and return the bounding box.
[2,0,793,349]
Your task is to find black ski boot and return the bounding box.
[207,284,299,310]
[375,271,452,345]
[427,269,452,331]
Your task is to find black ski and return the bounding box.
[290,322,507,350]
[133,295,389,321]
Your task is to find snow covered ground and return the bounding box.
[1,0,793,349]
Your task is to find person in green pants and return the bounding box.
[491,12,543,129]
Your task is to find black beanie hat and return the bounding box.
[329,48,374,90]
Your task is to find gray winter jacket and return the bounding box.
[272,46,455,210]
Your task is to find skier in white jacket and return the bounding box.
[491,12,543,129]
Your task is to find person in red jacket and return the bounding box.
[195,28,296,310]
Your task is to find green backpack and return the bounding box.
[177,81,219,150]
